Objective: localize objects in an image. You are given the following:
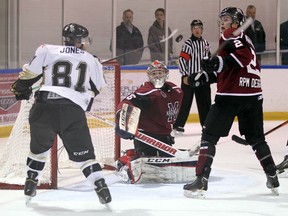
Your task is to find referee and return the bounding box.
[173,19,212,133]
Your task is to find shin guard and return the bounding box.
[195,141,215,176]
[252,141,276,173]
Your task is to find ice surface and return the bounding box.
[0,121,287,216]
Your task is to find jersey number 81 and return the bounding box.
[52,60,87,92]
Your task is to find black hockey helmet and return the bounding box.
[62,23,90,46]
[219,7,245,27]
[191,19,203,27]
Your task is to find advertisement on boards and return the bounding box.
[0,74,20,126]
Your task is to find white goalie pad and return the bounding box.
[122,156,198,183]
[119,103,141,135]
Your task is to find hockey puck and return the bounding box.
[175,34,183,42]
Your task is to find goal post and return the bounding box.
[0,60,121,189]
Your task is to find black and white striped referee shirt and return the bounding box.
[178,35,210,76]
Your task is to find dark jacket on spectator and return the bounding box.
[116,22,144,65]
[245,19,266,53]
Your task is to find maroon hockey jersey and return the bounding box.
[117,81,183,135]
[217,28,262,96]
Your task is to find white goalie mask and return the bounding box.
[147,60,169,88]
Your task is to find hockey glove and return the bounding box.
[201,56,224,73]
[11,80,32,100]
[185,71,217,87]
[11,73,42,100]
[116,124,134,140]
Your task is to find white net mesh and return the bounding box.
[0,63,120,187]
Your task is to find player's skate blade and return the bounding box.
[183,178,207,199]
[25,196,33,205]
[270,187,279,196]
[183,190,205,199]
[265,167,280,196]
[104,203,112,211]
[24,170,38,205]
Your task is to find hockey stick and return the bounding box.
[211,17,253,58]
[29,86,196,157]
[232,120,288,145]
[102,29,178,63]
[86,111,195,158]
[193,17,253,81]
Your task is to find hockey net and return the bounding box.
[0,60,121,189]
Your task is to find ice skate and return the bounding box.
[94,178,112,205]
[276,156,288,174]
[24,170,39,205]
[265,165,280,195]
[183,175,208,199]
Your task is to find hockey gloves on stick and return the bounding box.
[201,56,224,73]
[184,70,217,87]
[186,72,209,87]
[11,79,33,100]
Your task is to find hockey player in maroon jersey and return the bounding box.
[114,61,201,183]
[116,60,183,156]
[182,7,279,198]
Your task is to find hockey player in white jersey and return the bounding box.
[11,23,111,205]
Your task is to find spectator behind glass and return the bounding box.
[280,19,288,65]
[148,8,173,63]
[245,5,266,64]
[115,9,144,65]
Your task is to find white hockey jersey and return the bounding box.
[26,44,106,111]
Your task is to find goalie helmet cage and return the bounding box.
[0,60,121,190]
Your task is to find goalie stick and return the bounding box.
[102,29,178,64]
[86,111,197,158]
[232,120,288,145]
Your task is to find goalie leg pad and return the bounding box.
[117,150,198,183]
[116,149,142,183]
[140,156,197,183]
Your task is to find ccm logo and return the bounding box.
[73,150,89,156]
[147,158,171,163]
